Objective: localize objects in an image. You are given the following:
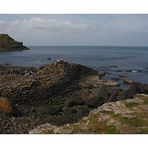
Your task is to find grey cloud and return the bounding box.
[10,18,89,32]
[0,15,148,46]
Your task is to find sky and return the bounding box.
[0,14,148,46]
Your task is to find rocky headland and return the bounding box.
[0,34,29,51]
[0,60,148,134]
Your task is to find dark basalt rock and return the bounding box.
[0,34,29,51]
[0,61,148,133]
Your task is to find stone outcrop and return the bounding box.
[29,94,148,134]
[0,34,29,51]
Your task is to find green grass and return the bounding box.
[128,117,145,127]
[125,102,139,108]
[47,130,56,134]
[113,114,145,127]
[89,114,99,123]
[101,110,114,115]
[143,99,148,105]
[113,114,129,124]
[88,113,120,134]
[104,125,120,134]
[139,127,148,134]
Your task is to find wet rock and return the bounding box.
[126,69,143,73]
[66,98,85,107]
[119,75,127,78]
[114,69,124,72]
[108,65,118,68]
[120,77,134,84]
[111,77,120,81]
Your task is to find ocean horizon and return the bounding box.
[0,45,148,84]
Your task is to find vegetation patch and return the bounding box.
[87,114,120,134]
[128,117,145,127]
[104,125,119,134]
[143,99,148,105]
[89,114,99,123]
[113,114,129,124]
[101,110,114,115]
[48,130,55,134]
[125,102,139,108]
[113,113,145,127]
[139,127,148,134]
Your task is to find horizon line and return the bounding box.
[26,45,148,48]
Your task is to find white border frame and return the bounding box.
[0,0,148,14]
[0,0,148,148]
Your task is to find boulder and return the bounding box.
[0,97,13,113]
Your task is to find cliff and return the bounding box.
[0,34,29,51]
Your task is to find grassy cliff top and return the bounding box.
[0,34,29,50]
[0,34,19,44]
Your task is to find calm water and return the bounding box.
[0,46,148,83]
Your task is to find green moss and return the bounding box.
[143,99,148,105]
[89,114,98,123]
[47,130,55,134]
[140,128,148,134]
[104,125,119,134]
[113,114,145,127]
[71,125,85,134]
[113,114,129,124]
[129,117,146,127]
[101,110,114,115]
[125,102,139,108]
[87,114,121,134]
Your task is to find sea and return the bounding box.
[0,46,148,84]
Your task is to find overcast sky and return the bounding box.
[0,14,148,46]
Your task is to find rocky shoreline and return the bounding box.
[0,60,148,134]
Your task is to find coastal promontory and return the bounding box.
[0,34,29,51]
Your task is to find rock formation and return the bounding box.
[29,94,148,134]
[0,61,148,133]
[0,34,29,51]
